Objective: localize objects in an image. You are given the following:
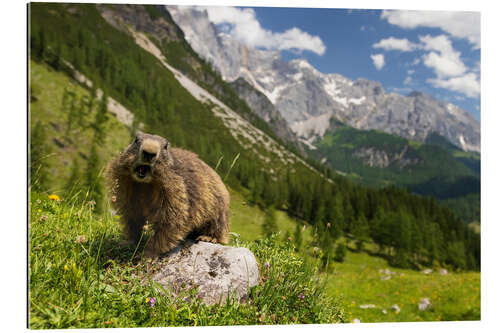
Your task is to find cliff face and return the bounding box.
[352,146,422,169]
[229,78,300,148]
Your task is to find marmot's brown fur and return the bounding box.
[106,131,230,257]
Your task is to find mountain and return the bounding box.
[168,5,480,154]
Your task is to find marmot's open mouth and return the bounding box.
[135,165,151,179]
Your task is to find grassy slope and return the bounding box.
[30,60,131,193]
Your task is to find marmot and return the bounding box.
[107,131,230,257]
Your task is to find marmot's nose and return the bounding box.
[141,139,160,163]
[142,150,157,163]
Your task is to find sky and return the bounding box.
[200,6,481,121]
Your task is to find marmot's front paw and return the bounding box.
[143,247,158,259]
[196,235,218,243]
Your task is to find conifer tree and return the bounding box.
[333,242,347,263]
[293,223,303,252]
[352,214,370,251]
[64,91,77,136]
[30,121,51,191]
[92,93,109,144]
[85,144,104,214]
[65,158,82,199]
[262,206,278,238]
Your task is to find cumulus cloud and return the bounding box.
[381,10,480,49]
[373,37,418,51]
[428,73,480,98]
[371,54,385,70]
[419,34,467,78]
[201,6,326,55]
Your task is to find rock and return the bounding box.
[352,318,361,323]
[359,304,376,309]
[422,268,433,275]
[418,298,431,311]
[391,304,401,314]
[382,309,387,315]
[151,241,259,306]
[439,268,449,275]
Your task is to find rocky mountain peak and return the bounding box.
[167,5,480,153]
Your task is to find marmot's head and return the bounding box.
[120,131,173,183]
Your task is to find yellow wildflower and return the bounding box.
[48,194,61,201]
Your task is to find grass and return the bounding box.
[324,243,480,323]
[28,191,344,328]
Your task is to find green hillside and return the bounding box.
[311,121,480,222]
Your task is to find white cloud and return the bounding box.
[428,73,480,98]
[373,37,418,51]
[408,69,415,75]
[381,10,480,49]
[371,54,385,70]
[404,76,413,85]
[419,34,467,78]
[201,6,326,55]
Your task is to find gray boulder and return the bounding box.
[151,241,260,306]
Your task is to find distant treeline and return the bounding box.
[29,3,480,271]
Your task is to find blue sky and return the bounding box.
[204,6,481,121]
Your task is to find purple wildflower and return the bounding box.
[299,293,305,300]
[264,261,270,268]
[148,297,156,308]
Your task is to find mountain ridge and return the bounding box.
[168,5,480,154]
